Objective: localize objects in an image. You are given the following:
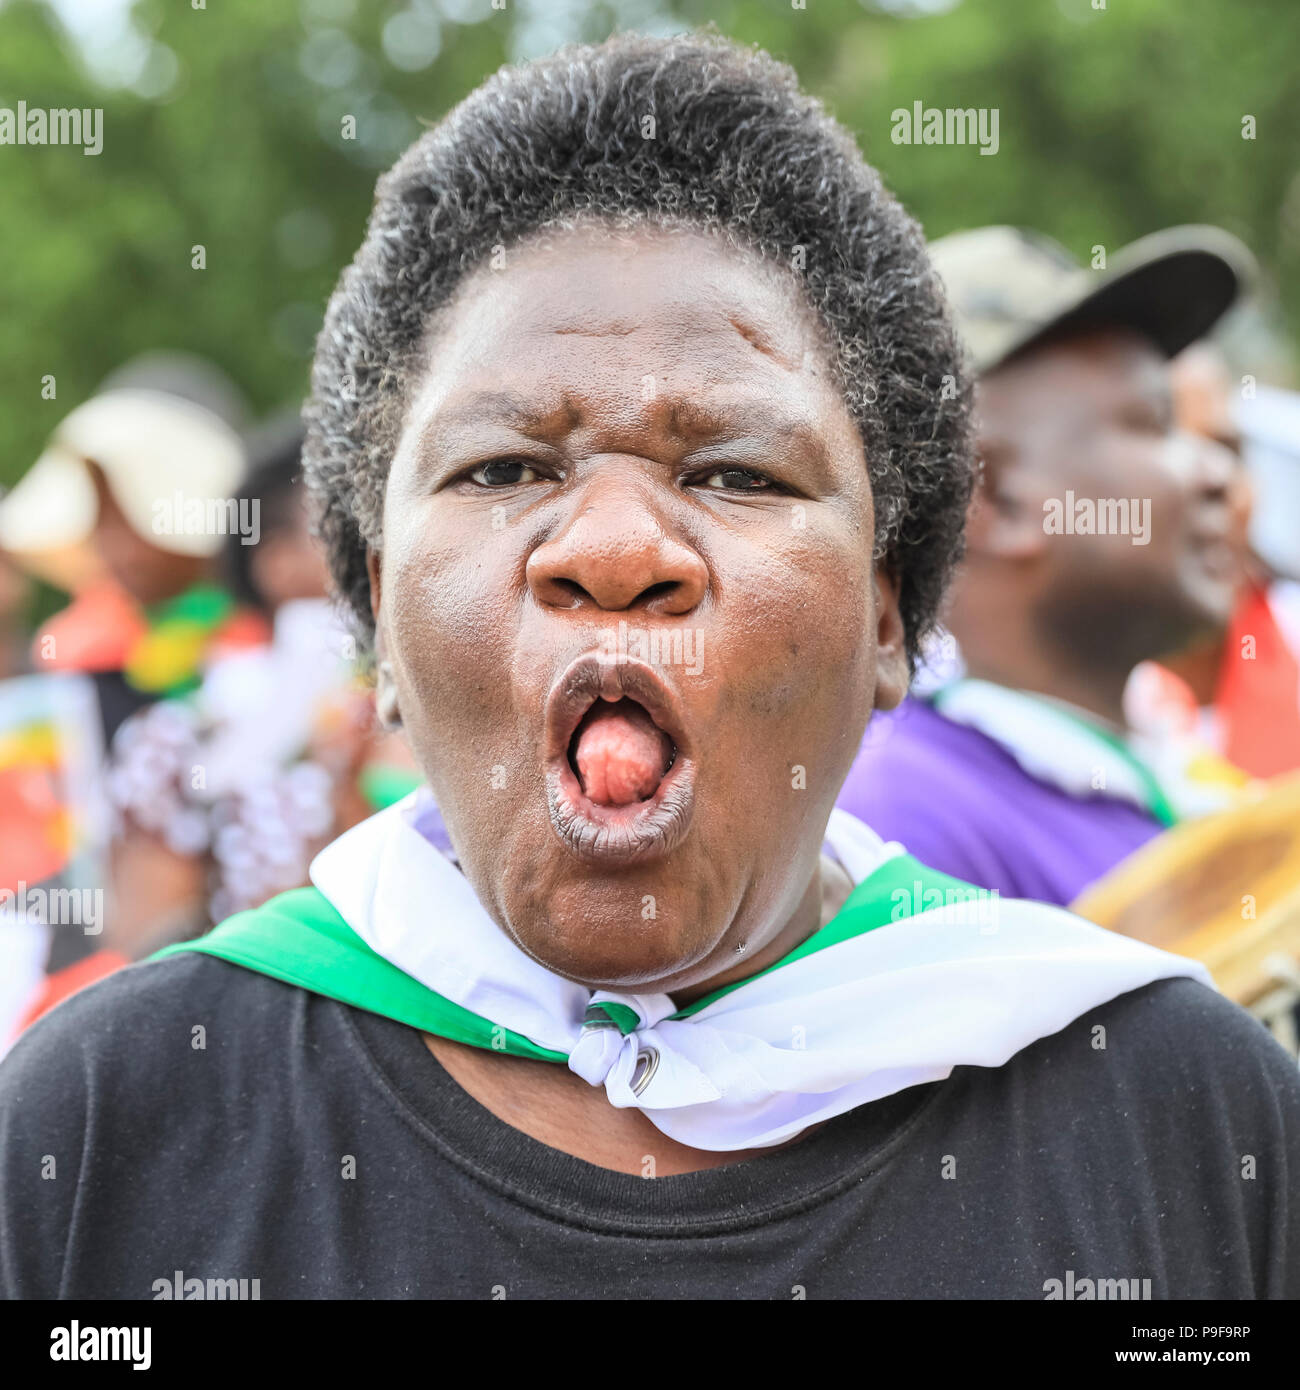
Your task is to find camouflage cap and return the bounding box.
[928,224,1257,375]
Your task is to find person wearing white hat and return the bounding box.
[1,382,252,735]
[2,387,247,594]
[0,370,257,1041]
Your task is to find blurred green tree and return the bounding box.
[1,0,1296,496]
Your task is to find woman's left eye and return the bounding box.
[468,459,540,486]
[697,468,774,491]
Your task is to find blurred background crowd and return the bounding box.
[2,0,1299,1052]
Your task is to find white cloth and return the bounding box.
[310,793,1212,1151]
[936,677,1240,819]
[1239,385,1300,581]
[200,598,353,797]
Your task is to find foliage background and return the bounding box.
[2,0,1298,486]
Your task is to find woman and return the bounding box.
[2,33,1296,1300]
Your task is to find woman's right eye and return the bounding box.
[467,459,540,486]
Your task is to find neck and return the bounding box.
[419,852,847,1175]
[666,851,849,1006]
[966,656,1130,728]
[956,610,1132,729]
[422,1030,818,1174]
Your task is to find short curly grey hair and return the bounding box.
[304,30,973,664]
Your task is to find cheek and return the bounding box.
[1087,439,1177,549]
[709,526,876,774]
[1145,465,1198,554]
[382,506,525,749]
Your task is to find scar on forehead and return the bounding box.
[551,322,639,338]
[727,314,793,367]
[545,309,798,366]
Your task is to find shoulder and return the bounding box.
[839,702,1029,887]
[7,947,295,1038]
[1084,975,1294,1067]
[858,698,989,765]
[0,950,332,1299]
[0,951,306,1121]
[932,976,1300,1296]
[1022,975,1300,1131]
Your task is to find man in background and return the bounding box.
[838,225,1255,904]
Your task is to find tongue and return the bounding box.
[572,698,675,806]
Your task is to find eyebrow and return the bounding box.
[406,393,583,471]
[417,386,830,454]
[665,397,769,442]
[422,390,580,441]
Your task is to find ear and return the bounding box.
[365,548,402,731]
[871,563,909,712]
[966,450,1048,562]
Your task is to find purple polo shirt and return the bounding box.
[835,697,1164,906]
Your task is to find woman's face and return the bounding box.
[371,225,907,994]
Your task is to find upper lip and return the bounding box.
[544,651,690,771]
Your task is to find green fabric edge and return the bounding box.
[359,763,424,812]
[150,887,567,1063]
[670,853,978,1018]
[587,1001,642,1036]
[151,853,983,1052]
[931,680,1179,828]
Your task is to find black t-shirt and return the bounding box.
[1,953,1297,1299]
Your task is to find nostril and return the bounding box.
[535,575,689,613]
[639,580,678,605]
[547,578,591,606]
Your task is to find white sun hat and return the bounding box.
[0,389,248,568]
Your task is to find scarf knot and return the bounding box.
[567,990,723,1107]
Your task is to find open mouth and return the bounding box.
[568,696,677,807]
[544,654,696,865]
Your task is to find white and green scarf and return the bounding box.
[153,790,1211,1151]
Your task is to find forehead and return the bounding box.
[977,327,1168,438]
[401,226,851,446]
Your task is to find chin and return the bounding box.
[501,877,725,992]
[1178,581,1238,642]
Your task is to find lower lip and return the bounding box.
[545,750,696,866]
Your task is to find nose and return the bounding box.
[526,467,709,616]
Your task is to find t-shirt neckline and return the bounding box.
[340,998,945,1237]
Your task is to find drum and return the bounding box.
[1071,771,1300,1009]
